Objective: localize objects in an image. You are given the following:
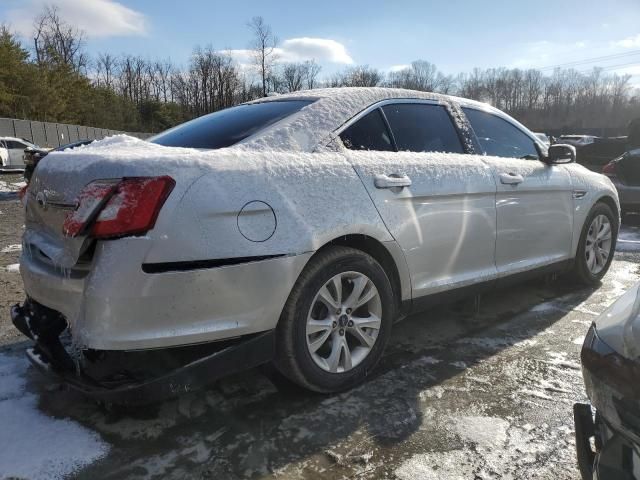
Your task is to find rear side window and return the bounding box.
[381,104,464,153]
[340,109,394,151]
[150,100,314,149]
[463,108,539,159]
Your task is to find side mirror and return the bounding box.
[545,143,576,165]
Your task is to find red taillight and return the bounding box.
[63,181,118,237]
[603,161,617,175]
[64,176,175,239]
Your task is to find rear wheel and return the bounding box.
[572,202,618,285]
[275,246,394,392]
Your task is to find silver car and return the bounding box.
[11,88,620,402]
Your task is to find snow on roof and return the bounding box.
[241,87,493,152]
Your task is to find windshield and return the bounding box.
[149,100,314,149]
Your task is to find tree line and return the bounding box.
[1,6,639,136]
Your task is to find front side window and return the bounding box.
[150,100,314,149]
[340,109,394,151]
[6,141,26,149]
[381,103,464,153]
[463,108,539,160]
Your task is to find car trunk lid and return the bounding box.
[23,139,196,268]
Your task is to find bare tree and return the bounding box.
[304,60,321,89]
[33,6,87,72]
[95,53,118,89]
[333,65,382,87]
[247,16,278,97]
[281,62,306,92]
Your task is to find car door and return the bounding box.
[340,100,498,298]
[462,106,574,275]
[6,140,27,167]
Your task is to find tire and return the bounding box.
[275,246,395,393]
[571,202,618,285]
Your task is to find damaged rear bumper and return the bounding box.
[11,299,275,405]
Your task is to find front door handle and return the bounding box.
[499,172,524,185]
[374,174,412,189]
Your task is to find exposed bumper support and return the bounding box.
[11,299,276,405]
[574,403,596,480]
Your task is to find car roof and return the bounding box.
[241,87,532,152]
[248,86,492,110]
[0,137,32,143]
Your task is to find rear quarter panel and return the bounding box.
[146,150,394,262]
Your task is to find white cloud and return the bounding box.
[222,37,353,67]
[7,0,147,38]
[220,49,254,65]
[279,38,353,64]
[613,33,640,48]
[388,64,411,72]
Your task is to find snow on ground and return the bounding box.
[4,263,19,272]
[0,352,109,479]
[0,179,25,192]
[1,244,21,253]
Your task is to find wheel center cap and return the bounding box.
[338,314,349,327]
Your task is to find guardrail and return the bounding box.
[0,118,151,148]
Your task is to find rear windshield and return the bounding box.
[149,100,314,149]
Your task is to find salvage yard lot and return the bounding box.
[1,172,640,479]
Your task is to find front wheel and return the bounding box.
[572,202,618,285]
[275,246,395,392]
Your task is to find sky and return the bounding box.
[2,0,640,83]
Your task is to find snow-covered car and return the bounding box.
[0,137,38,171]
[574,283,640,480]
[11,87,620,403]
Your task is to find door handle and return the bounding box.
[374,174,412,189]
[499,172,524,185]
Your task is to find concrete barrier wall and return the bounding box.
[0,118,151,148]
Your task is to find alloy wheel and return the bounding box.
[585,214,612,275]
[305,271,382,373]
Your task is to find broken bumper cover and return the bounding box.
[575,325,640,480]
[11,299,275,405]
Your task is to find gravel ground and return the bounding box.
[1,176,640,479]
[0,172,26,345]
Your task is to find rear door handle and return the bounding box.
[374,174,412,189]
[499,172,524,185]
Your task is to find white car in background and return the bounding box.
[11,87,620,403]
[0,137,37,171]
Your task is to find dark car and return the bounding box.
[23,140,94,183]
[575,284,640,479]
[603,149,640,216]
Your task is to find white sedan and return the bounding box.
[0,136,37,171]
[11,87,619,402]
